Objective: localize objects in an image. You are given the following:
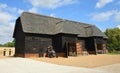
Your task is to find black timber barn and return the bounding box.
[13,12,108,57]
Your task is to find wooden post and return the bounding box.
[94,39,98,55]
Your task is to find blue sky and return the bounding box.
[0,0,120,44]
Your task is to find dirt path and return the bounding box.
[0,56,8,59]
[30,54,120,68]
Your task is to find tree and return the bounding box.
[0,44,3,47]
[1,39,15,47]
[4,42,14,47]
[105,28,120,51]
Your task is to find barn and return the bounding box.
[13,12,108,57]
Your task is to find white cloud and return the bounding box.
[91,10,116,21]
[91,10,120,23]
[0,3,24,15]
[0,18,15,44]
[28,7,38,13]
[96,0,113,8]
[116,25,120,29]
[0,22,14,36]
[50,13,56,17]
[0,11,16,24]
[114,11,120,22]
[0,3,23,44]
[18,9,24,14]
[28,0,78,9]
[0,3,7,9]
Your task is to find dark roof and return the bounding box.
[16,12,107,38]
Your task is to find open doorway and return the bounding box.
[96,44,103,54]
[68,43,77,56]
[3,50,6,56]
[9,50,11,56]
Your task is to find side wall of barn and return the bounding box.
[14,18,25,57]
[24,33,52,57]
[53,33,77,57]
[94,37,108,54]
[84,37,96,54]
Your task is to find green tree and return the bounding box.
[4,42,14,47]
[0,44,3,47]
[2,39,15,47]
[105,28,120,51]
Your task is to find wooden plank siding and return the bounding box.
[84,37,97,54]
[13,12,108,58]
[94,37,108,54]
[14,18,25,57]
[25,33,52,57]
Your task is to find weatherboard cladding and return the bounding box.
[20,12,107,38]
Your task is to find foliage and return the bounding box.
[4,42,14,47]
[0,39,15,47]
[0,44,3,47]
[105,28,120,52]
[108,50,120,55]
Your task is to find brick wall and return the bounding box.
[0,47,15,56]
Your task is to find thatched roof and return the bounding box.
[14,12,107,38]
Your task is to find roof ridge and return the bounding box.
[17,12,107,38]
[21,12,92,26]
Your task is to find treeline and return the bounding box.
[105,28,120,52]
[0,40,15,47]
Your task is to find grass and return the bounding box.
[108,51,120,55]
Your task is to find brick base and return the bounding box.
[25,54,39,57]
[15,54,24,57]
[15,53,66,57]
[56,53,66,57]
[15,53,39,57]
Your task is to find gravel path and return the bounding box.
[31,55,120,68]
[94,64,120,73]
[0,58,110,73]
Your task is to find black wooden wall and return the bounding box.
[14,18,25,55]
[84,37,107,54]
[61,33,77,56]
[85,37,96,54]
[14,19,107,57]
[52,33,77,57]
[25,33,52,57]
[95,37,104,44]
[52,34,62,52]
